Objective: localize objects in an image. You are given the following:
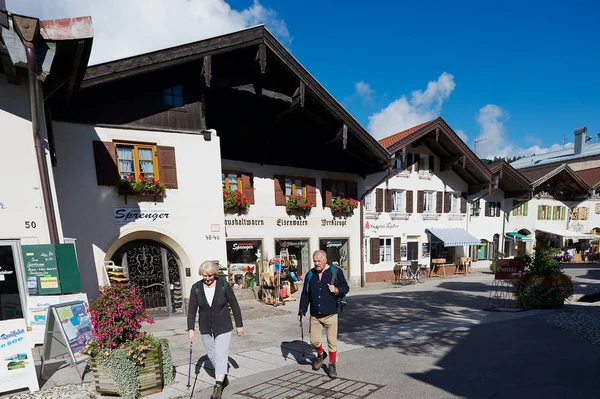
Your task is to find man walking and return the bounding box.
[298,250,349,379]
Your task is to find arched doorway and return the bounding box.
[492,234,500,259]
[517,229,532,254]
[111,239,183,316]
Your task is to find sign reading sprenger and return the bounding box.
[113,208,170,224]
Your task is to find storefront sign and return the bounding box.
[113,208,170,224]
[400,242,408,261]
[0,319,40,393]
[277,219,308,226]
[224,216,351,228]
[326,240,343,248]
[278,240,305,247]
[231,242,255,251]
[365,221,400,233]
[422,242,430,258]
[21,245,60,295]
[225,218,265,226]
[494,258,525,280]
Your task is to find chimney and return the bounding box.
[574,127,587,154]
[597,132,600,143]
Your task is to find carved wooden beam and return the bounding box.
[210,76,292,103]
[202,56,212,87]
[255,43,266,74]
[65,40,85,105]
[324,124,348,148]
[292,81,305,107]
[435,127,440,142]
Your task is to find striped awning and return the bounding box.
[505,232,533,242]
[426,228,481,247]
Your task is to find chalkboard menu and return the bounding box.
[21,244,61,295]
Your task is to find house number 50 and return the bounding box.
[25,221,37,229]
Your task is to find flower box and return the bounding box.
[116,176,166,198]
[91,345,164,397]
[330,197,358,215]
[223,189,251,210]
[286,194,313,212]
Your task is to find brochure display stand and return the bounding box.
[0,318,40,394]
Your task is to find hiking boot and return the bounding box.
[210,384,223,399]
[328,362,337,379]
[313,351,327,369]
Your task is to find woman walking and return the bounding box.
[187,261,244,399]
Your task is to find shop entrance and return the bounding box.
[0,241,26,321]
[111,240,183,316]
[275,239,310,277]
[319,239,349,278]
[226,240,261,288]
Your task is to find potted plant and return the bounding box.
[82,284,174,399]
[286,194,313,212]
[330,196,359,215]
[223,188,251,211]
[116,175,166,197]
[513,247,574,309]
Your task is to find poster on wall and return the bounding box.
[0,319,40,394]
[21,245,61,295]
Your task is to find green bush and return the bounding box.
[489,261,497,273]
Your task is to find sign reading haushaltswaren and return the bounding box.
[114,208,171,224]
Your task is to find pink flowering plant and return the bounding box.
[116,175,166,196]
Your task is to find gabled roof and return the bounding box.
[378,121,431,148]
[576,167,600,189]
[530,164,590,200]
[378,117,492,194]
[488,160,532,198]
[510,142,600,169]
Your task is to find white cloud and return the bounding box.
[354,81,374,102]
[367,72,455,140]
[456,129,468,144]
[6,0,290,65]
[474,104,572,159]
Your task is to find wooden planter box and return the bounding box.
[91,346,164,397]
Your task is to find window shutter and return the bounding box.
[241,173,254,204]
[393,237,401,262]
[385,190,393,212]
[495,202,501,217]
[370,238,380,264]
[417,191,424,213]
[596,203,600,214]
[274,175,286,206]
[561,206,566,220]
[306,177,317,207]
[436,191,443,213]
[414,154,420,172]
[92,141,119,186]
[524,202,528,216]
[429,155,434,172]
[460,194,467,213]
[157,146,178,189]
[348,181,358,201]
[512,200,518,216]
[583,207,589,220]
[406,190,413,213]
[406,154,413,171]
[485,202,490,217]
[321,179,332,206]
[376,189,384,212]
[444,192,451,213]
[537,205,542,220]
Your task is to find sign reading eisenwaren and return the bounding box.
[114,208,171,224]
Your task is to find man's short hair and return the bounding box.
[313,250,327,260]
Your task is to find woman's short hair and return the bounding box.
[199,261,219,276]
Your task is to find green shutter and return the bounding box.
[537,205,543,220]
[561,206,566,220]
[512,200,518,216]
[524,202,528,216]
[552,205,557,220]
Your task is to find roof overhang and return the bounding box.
[384,118,493,194]
[488,160,533,199]
[530,164,591,200]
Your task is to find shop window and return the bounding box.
[275,239,310,277]
[116,143,159,182]
[423,191,435,213]
[392,190,405,212]
[222,172,241,191]
[0,244,24,321]
[285,178,306,197]
[319,239,349,278]
[226,240,260,288]
[163,84,184,108]
[379,238,392,262]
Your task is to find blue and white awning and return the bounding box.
[426,228,481,247]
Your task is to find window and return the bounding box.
[392,190,405,212]
[487,201,501,217]
[423,191,435,213]
[537,205,552,220]
[365,192,374,211]
[555,206,565,220]
[330,181,347,198]
[163,85,184,108]
[222,172,241,191]
[116,143,159,181]
[512,201,528,216]
[450,192,461,213]
[395,155,403,170]
[418,155,429,172]
[285,177,305,197]
[379,238,392,262]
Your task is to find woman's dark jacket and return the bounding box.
[187,277,243,337]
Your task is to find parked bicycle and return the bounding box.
[393,261,428,284]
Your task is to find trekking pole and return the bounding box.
[187,340,193,389]
[300,318,305,358]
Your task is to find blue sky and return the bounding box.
[9,0,600,159]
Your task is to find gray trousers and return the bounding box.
[201,331,232,375]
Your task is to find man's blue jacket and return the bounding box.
[298,265,349,317]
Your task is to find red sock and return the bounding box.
[316,344,323,354]
[329,351,336,363]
